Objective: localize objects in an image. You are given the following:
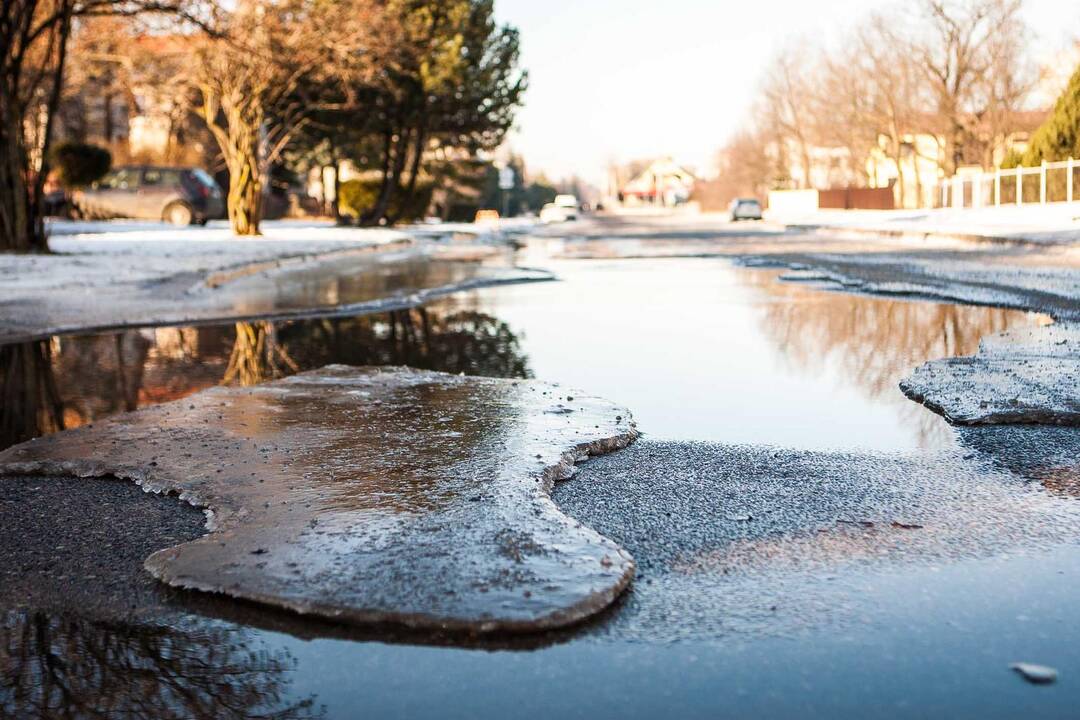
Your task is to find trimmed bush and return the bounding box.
[50,142,112,188]
[338,178,434,224]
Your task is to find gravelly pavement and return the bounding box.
[0,475,205,619]
[555,432,1080,642]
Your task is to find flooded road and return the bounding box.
[0,258,1044,453]
[1,237,1077,718]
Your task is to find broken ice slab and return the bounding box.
[0,366,637,633]
[900,324,1080,425]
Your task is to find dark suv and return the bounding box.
[76,165,225,226]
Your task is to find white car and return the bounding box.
[540,202,576,223]
[729,198,763,221]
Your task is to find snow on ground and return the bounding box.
[773,203,1080,245]
[2,219,408,293]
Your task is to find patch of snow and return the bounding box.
[777,204,1080,246]
[3,220,409,295]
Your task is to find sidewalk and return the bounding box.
[4,219,409,294]
[775,204,1080,246]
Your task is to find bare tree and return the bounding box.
[0,1,212,253]
[191,0,390,236]
[910,0,1031,172]
[847,13,929,204]
[709,126,779,205]
[814,43,878,189]
[759,43,821,189]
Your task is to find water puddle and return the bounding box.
[0,258,1046,453]
[0,245,550,344]
[0,247,1067,717]
[210,249,551,320]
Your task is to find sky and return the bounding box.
[494,0,1080,187]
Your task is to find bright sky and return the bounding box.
[495,0,1079,187]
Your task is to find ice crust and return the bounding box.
[901,324,1080,425]
[0,366,638,633]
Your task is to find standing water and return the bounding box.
[1,246,1070,720]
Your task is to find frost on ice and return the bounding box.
[901,324,1080,425]
[0,366,638,633]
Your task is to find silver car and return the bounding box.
[729,198,763,222]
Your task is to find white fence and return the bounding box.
[938,159,1080,209]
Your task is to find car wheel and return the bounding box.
[165,203,193,226]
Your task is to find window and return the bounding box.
[142,168,181,187]
[190,168,218,188]
[103,168,139,190]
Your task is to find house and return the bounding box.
[619,158,696,207]
[865,110,1048,209]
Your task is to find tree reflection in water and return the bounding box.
[223,321,301,387]
[279,308,532,380]
[0,611,321,719]
[744,272,1042,446]
[0,306,531,451]
[0,341,65,451]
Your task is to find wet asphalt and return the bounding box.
[0,475,204,619]
[3,219,1080,717]
[556,431,1080,642]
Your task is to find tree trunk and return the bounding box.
[364,128,410,226]
[360,129,394,226]
[0,8,70,255]
[891,136,906,209]
[0,113,42,253]
[223,118,263,236]
[386,127,427,226]
[227,151,263,236]
[330,158,341,221]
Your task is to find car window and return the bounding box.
[143,169,181,187]
[190,168,217,188]
[103,168,139,190]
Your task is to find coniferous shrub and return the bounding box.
[50,142,112,188]
[338,178,434,223]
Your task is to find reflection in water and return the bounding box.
[224,322,301,387]
[280,308,531,379]
[0,308,530,451]
[0,341,65,451]
[744,271,1045,446]
[0,611,321,719]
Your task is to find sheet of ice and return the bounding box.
[901,324,1080,425]
[0,366,637,633]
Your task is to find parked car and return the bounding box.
[729,197,763,222]
[75,165,225,225]
[540,202,576,223]
[552,194,578,220]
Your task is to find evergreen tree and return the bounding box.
[1022,64,1080,165]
